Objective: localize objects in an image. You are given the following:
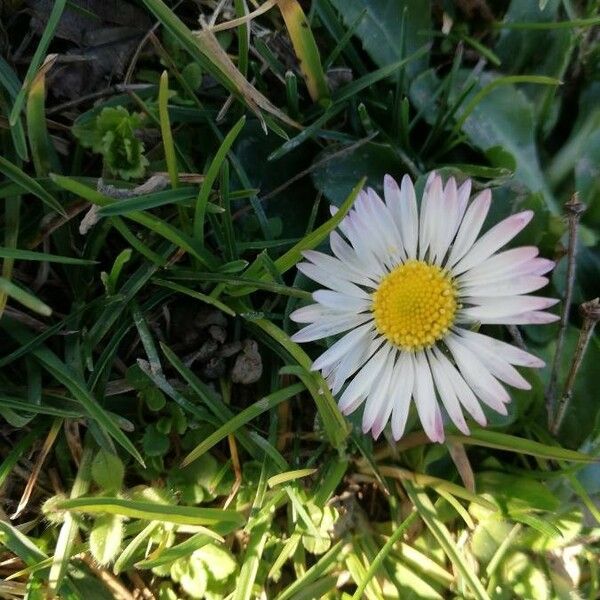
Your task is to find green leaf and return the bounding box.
[451,72,557,208]
[73,107,149,180]
[89,514,123,566]
[312,142,405,205]
[91,448,125,491]
[328,0,431,80]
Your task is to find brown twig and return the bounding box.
[546,193,586,427]
[551,298,600,435]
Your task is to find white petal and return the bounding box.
[383,175,410,258]
[384,174,418,258]
[431,347,487,426]
[331,334,382,395]
[456,179,472,226]
[298,262,371,298]
[303,249,376,288]
[329,231,378,282]
[459,246,538,284]
[453,210,534,275]
[342,213,386,278]
[391,352,415,440]
[462,296,558,320]
[290,304,339,324]
[470,311,559,325]
[455,330,531,389]
[338,344,390,413]
[362,348,396,434]
[456,329,545,368]
[413,351,445,442]
[365,188,405,265]
[312,290,371,312]
[427,349,469,434]
[431,177,459,265]
[524,258,555,276]
[460,275,549,297]
[445,335,510,415]
[446,189,491,268]
[461,256,554,287]
[312,323,374,371]
[291,313,372,342]
[419,173,442,261]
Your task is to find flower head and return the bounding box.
[291,173,558,442]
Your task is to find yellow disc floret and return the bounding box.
[372,260,458,350]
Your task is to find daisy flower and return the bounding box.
[290,173,558,442]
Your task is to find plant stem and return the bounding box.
[551,298,600,435]
[546,193,585,427]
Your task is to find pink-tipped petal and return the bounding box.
[453,210,534,275]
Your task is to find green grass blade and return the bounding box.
[333,45,429,104]
[26,66,57,176]
[97,187,198,216]
[0,424,46,488]
[271,176,365,276]
[50,174,217,268]
[448,429,594,462]
[0,157,65,216]
[277,0,330,103]
[2,320,145,466]
[350,511,418,600]
[9,0,67,126]
[0,56,28,160]
[404,482,491,600]
[249,325,349,450]
[152,279,235,316]
[0,277,52,316]
[267,468,317,488]
[48,443,93,595]
[158,70,179,188]
[0,247,95,265]
[55,497,244,526]
[194,116,246,241]
[274,541,347,600]
[180,383,305,467]
[134,524,235,569]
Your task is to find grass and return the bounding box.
[1,0,600,599]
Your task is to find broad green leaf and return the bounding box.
[451,71,558,208]
[328,0,431,80]
[89,514,123,566]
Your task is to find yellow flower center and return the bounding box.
[372,260,458,350]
